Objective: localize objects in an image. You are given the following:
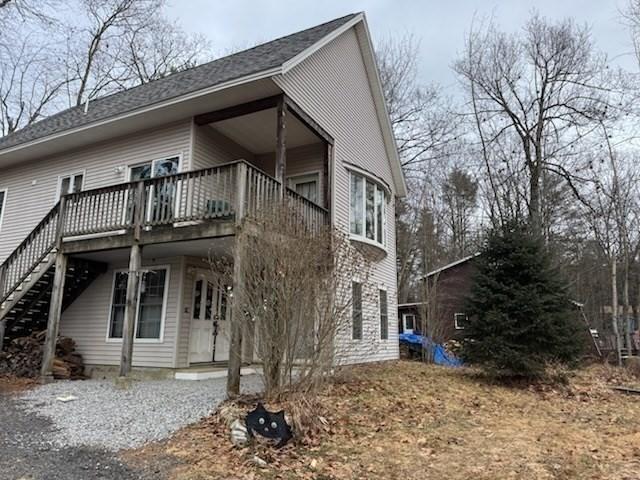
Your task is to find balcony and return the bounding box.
[0,161,329,304]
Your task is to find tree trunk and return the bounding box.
[612,259,622,366]
[623,255,633,356]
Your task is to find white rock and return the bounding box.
[230,419,249,447]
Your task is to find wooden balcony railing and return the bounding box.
[0,161,328,304]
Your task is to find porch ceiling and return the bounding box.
[209,107,321,155]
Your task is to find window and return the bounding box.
[108,267,169,340]
[352,281,362,340]
[349,172,387,246]
[403,313,415,333]
[57,173,84,200]
[129,157,180,222]
[379,289,388,340]
[454,313,468,330]
[288,173,320,204]
[0,189,6,231]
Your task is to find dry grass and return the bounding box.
[127,361,640,479]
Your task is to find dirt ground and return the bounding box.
[126,361,640,480]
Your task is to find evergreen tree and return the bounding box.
[461,220,583,378]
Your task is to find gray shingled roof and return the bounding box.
[0,14,357,152]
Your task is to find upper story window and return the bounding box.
[57,173,84,200]
[0,189,6,231]
[350,171,387,247]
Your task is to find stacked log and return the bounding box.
[0,331,85,379]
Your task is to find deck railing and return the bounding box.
[0,160,328,304]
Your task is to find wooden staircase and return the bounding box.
[0,256,106,342]
[0,202,106,346]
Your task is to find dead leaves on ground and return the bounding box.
[126,361,640,480]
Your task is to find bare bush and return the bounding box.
[210,206,376,399]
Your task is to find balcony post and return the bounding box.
[40,252,68,382]
[55,195,67,249]
[119,244,142,377]
[275,97,287,196]
[133,181,146,241]
[235,162,247,226]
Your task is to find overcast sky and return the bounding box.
[167,0,637,95]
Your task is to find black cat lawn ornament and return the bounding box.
[245,403,293,448]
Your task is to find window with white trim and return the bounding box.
[379,289,388,340]
[454,313,468,330]
[109,268,168,340]
[57,173,84,200]
[352,281,363,340]
[288,172,320,204]
[402,313,415,333]
[350,172,387,247]
[0,189,6,231]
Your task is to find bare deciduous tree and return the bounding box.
[454,14,616,236]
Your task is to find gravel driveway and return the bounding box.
[19,375,262,450]
[1,375,262,480]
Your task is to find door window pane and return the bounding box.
[193,279,203,319]
[136,269,167,339]
[295,181,318,203]
[205,281,214,320]
[153,157,179,177]
[131,163,152,181]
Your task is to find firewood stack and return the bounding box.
[0,331,85,380]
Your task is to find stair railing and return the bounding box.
[0,202,61,304]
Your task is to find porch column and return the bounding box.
[40,253,68,381]
[227,238,245,397]
[275,97,287,194]
[119,244,142,377]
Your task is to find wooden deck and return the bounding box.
[0,160,328,305]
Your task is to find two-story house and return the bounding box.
[0,13,406,380]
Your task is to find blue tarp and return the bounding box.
[399,333,463,367]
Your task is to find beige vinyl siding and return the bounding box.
[60,257,182,368]
[191,123,255,170]
[0,120,192,263]
[275,27,399,363]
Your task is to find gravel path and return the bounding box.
[0,392,148,480]
[17,375,263,451]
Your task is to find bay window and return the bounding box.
[350,172,387,246]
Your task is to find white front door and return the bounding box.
[188,277,230,364]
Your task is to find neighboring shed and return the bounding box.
[398,254,479,343]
